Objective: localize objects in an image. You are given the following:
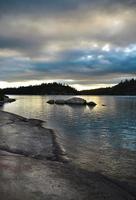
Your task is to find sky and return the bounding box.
[0,0,136,90]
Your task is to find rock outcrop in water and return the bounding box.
[55,99,66,104]
[0,95,16,106]
[47,99,55,104]
[66,97,86,105]
[87,101,97,106]
[4,95,16,103]
[47,97,96,106]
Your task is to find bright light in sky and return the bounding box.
[113,19,123,26]
[102,44,110,52]
[73,84,115,91]
[93,43,99,48]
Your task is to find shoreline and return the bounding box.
[0,110,135,200]
[0,110,67,163]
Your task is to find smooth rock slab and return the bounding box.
[0,153,135,200]
[0,110,135,200]
[0,110,58,160]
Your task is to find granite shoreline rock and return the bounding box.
[0,110,135,200]
[0,110,65,162]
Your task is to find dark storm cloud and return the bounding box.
[0,47,135,86]
[0,0,136,16]
[0,35,43,50]
[32,48,136,75]
[0,0,136,88]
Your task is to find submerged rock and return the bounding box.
[66,97,87,105]
[87,101,97,106]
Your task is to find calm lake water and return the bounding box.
[1,95,136,183]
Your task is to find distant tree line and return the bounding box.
[2,82,78,95]
[80,79,136,95]
[1,79,136,95]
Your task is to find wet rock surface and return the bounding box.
[0,110,135,200]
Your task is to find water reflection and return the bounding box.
[1,95,136,183]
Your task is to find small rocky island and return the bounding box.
[47,97,97,106]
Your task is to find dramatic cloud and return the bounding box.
[0,0,136,89]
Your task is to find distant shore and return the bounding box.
[0,110,135,200]
[2,79,136,96]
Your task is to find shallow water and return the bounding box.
[1,95,136,183]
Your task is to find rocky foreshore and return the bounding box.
[0,110,135,200]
